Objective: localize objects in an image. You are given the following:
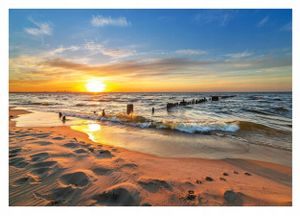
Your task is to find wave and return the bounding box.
[236,121,290,135]
[272,106,289,113]
[170,122,239,134]
[75,103,98,107]
[61,111,240,134]
[61,112,289,135]
[242,108,271,116]
[14,101,62,106]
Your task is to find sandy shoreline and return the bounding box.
[9,108,292,206]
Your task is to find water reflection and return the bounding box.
[71,123,101,142]
[88,123,101,132]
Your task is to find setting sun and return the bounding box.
[85,80,106,92]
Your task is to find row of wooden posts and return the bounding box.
[167,98,208,110]
[126,95,237,114]
[59,95,236,121]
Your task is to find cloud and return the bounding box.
[84,41,135,58]
[257,16,269,27]
[194,10,236,26]
[91,15,130,27]
[38,53,290,79]
[175,49,207,56]
[280,22,292,31]
[48,46,80,55]
[24,18,52,36]
[10,49,291,83]
[225,51,253,59]
[38,57,215,79]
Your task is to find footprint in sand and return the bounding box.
[30,152,50,162]
[91,183,140,206]
[223,190,244,206]
[13,175,36,186]
[184,190,197,201]
[9,148,22,155]
[31,133,51,138]
[30,160,58,178]
[33,141,53,146]
[119,163,138,169]
[195,180,202,184]
[63,142,80,149]
[9,157,29,168]
[92,166,113,175]
[205,176,214,182]
[59,171,90,187]
[97,150,113,158]
[12,133,30,138]
[87,147,95,152]
[34,186,77,206]
[31,167,51,178]
[74,149,88,154]
[32,161,57,168]
[52,136,64,140]
[9,148,22,158]
[137,178,172,193]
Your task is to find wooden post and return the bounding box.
[212,96,219,101]
[127,104,134,115]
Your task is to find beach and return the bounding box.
[9,107,292,206]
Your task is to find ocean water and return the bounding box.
[10,92,292,153]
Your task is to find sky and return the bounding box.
[9,9,292,92]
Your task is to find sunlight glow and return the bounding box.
[86,80,106,92]
[88,123,101,132]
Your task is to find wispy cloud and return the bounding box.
[37,54,290,78]
[194,10,236,26]
[84,41,135,58]
[280,22,292,31]
[91,15,130,27]
[175,49,207,56]
[24,18,52,36]
[39,42,135,61]
[257,16,269,27]
[225,51,253,59]
[48,46,80,55]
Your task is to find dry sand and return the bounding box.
[9,108,292,206]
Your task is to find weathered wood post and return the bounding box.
[127,104,134,115]
[212,96,219,101]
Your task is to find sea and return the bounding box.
[10,92,292,165]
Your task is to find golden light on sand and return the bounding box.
[86,80,106,92]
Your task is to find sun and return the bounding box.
[86,80,106,93]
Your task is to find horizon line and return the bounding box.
[9,90,292,94]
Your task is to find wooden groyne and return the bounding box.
[167,98,208,110]
[91,95,236,116]
[166,95,236,111]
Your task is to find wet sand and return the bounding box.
[9,108,292,206]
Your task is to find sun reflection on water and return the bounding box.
[88,123,101,132]
[71,123,101,142]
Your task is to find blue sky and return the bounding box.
[9,9,292,92]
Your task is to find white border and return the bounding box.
[1,1,299,216]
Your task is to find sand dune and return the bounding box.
[9,108,292,206]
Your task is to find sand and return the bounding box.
[9,108,292,206]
